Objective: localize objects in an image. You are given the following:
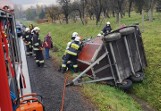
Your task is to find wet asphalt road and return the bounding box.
[27,56,96,111]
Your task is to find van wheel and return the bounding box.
[117,79,132,90]
[104,33,121,42]
[119,27,135,35]
[130,72,144,82]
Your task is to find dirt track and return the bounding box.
[27,56,97,111]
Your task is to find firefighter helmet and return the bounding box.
[74,36,80,42]
[72,32,78,38]
[97,33,102,37]
[25,28,30,32]
[33,27,40,31]
[106,22,110,25]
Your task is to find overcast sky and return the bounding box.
[10,0,57,9]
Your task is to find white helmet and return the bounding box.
[33,27,40,31]
[74,36,80,42]
[72,32,78,38]
[25,28,30,32]
[106,22,110,25]
[97,33,102,37]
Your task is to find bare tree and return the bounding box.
[113,0,125,24]
[86,3,95,20]
[88,0,103,25]
[128,0,134,17]
[102,0,111,18]
[147,0,157,21]
[70,1,86,25]
[58,0,71,24]
[46,5,61,23]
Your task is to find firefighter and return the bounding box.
[32,27,44,67]
[66,32,78,50]
[23,28,33,56]
[58,32,79,72]
[101,21,112,36]
[61,36,82,73]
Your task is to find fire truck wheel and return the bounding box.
[119,27,135,36]
[104,33,121,42]
[117,79,132,90]
[130,72,144,82]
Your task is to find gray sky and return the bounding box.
[10,0,57,9]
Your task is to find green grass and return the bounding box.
[22,12,161,110]
[132,14,161,110]
[82,84,141,111]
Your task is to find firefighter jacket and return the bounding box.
[102,25,112,35]
[66,41,81,56]
[32,33,42,50]
[66,40,73,50]
[23,32,32,45]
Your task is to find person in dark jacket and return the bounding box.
[43,32,53,59]
[102,21,112,36]
[23,27,33,56]
[32,27,44,67]
[61,36,82,73]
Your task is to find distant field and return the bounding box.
[23,12,161,110]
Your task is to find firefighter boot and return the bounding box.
[36,62,40,67]
[74,67,78,73]
[58,65,62,72]
[61,67,67,74]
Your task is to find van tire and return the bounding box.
[130,72,144,82]
[119,27,135,35]
[104,33,121,42]
[117,79,132,90]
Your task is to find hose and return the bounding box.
[60,73,69,111]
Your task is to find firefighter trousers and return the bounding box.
[35,50,44,67]
[26,45,33,55]
[62,54,78,73]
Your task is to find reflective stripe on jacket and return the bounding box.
[32,33,42,50]
[66,41,81,56]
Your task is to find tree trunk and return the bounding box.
[92,15,95,20]
[142,10,144,31]
[116,11,121,25]
[95,10,102,25]
[128,0,133,17]
[106,11,110,18]
[89,14,92,20]
[103,9,106,17]
[119,12,121,25]
[73,16,77,23]
[116,12,119,23]
[96,13,101,25]
[77,9,84,25]
[65,15,68,24]
[148,8,153,21]
[80,17,85,25]
[58,15,62,24]
[52,18,54,23]
[112,11,115,17]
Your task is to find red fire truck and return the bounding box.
[0,5,32,111]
